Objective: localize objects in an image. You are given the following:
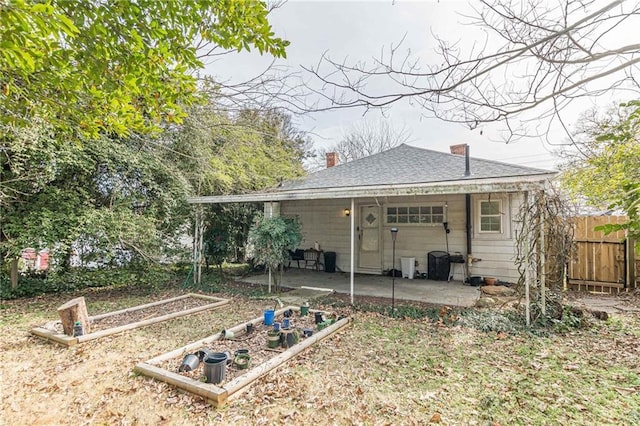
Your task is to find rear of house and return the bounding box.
[190,143,557,287]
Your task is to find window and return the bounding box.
[386,205,444,225]
[479,200,502,233]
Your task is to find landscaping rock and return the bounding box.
[480,285,516,296]
[475,297,496,308]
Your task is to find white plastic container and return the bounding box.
[401,257,416,279]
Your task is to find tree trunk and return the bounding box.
[57,297,91,336]
[10,258,19,289]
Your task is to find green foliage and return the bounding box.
[0,0,288,137]
[166,103,310,197]
[1,132,191,262]
[595,182,640,251]
[0,265,177,300]
[247,215,302,290]
[562,101,640,248]
[1,1,298,281]
[203,204,261,265]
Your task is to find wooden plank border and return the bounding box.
[135,306,350,407]
[30,293,230,347]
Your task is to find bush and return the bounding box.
[0,265,178,299]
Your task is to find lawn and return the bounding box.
[1,282,638,425]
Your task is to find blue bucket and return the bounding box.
[264,309,275,326]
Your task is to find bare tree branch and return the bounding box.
[304,0,640,142]
[308,119,413,171]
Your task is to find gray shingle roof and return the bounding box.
[279,144,553,191]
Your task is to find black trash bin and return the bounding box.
[324,251,336,273]
[427,251,450,281]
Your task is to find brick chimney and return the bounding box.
[326,152,339,168]
[450,144,467,155]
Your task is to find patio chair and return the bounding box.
[288,249,305,269]
[303,249,321,271]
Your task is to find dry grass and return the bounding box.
[1,283,639,425]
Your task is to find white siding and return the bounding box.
[470,192,523,282]
[280,192,524,282]
[281,199,351,270]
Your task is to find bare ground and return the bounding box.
[1,284,639,425]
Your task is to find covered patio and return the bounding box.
[237,268,481,307]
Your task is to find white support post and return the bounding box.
[350,198,355,305]
[193,207,199,285]
[197,211,204,285]
[193,206,204,285]
[266,202,275,294]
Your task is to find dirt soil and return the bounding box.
[43,295,221,334]
[162,311,328,384]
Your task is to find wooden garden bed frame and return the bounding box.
[135,306,351,407]
[31,293,230,347]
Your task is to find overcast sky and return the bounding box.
[207,0,634,171]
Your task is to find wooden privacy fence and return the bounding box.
[568,216,638,293]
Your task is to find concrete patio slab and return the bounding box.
[238,269,481,307]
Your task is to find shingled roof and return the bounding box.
[280,144,553,191]
[188,144,556,204]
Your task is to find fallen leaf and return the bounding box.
[429,412,442,423]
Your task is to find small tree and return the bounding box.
[248,215,302,293]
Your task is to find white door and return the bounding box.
[358,205,381,271]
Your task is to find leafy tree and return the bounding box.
[248,215,302,292]
[161,101,311,268]
[2,133,191,267]
[562,101,640,248]
[561,103,640,207]
[203,203,262,269]
[1,1,291,286]
[1,0,289,138]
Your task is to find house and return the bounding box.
[188,144,557,295]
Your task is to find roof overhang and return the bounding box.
[187,173,557,204]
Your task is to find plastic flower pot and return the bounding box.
[203,353,227,384]
[178,354,200,372]
[267,330,281,348]
[264,309,275,326]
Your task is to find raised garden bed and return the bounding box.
[135,306,350,407]
[31,293,230,347]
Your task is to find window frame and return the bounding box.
[478,199,503,234]
[384,204,446,226]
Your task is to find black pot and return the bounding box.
[470,276,483,286]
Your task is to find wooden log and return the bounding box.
[57,297,91,336]
[30,327,78,347]
[134,362,228,407]
[77,299,229,343]
[89,293,192,321]
[88,293,227,321]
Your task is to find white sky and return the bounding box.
[206,0,636,171]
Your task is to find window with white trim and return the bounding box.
[386,205,444,225]
[479,200,502,233]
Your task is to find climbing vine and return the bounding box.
[513,187,576,325]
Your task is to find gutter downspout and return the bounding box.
[465,194,472,264]
[465,146,472,274]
